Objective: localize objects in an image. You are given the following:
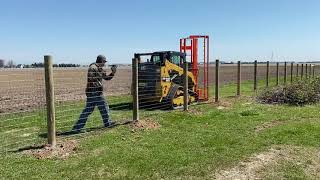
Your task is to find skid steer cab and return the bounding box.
[134,51,198,109]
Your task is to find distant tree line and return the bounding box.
[0,59,16,68]
[53,63,81,67]
[0,59,4,68]
[31,62,80,68]
[0,61,81,68]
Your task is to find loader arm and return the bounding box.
[164,60,196,84]
[159,59,196,102]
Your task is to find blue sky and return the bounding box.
[0,0,319,64]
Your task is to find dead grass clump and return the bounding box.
[254,120,286,133]
[187,108,204,116]
[215,145,320,179]
[211,100,233,110]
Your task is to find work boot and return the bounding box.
[104,121,116,128]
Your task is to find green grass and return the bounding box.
[1,79,320,179]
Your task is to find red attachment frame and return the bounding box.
[180,35,210,101]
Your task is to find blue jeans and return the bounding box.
[72,93,110,132]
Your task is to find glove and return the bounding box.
[111,65,117,74]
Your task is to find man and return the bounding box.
[72,55,117,132]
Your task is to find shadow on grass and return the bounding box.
[38,120,133,139]
[13,144,46,153]
[8,121,133,153]
[109,101,171,111]
[109,102,133,110]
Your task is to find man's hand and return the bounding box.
[111,65,117,74]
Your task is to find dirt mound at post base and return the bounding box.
[21,140,78,160]
[130,118,160,130]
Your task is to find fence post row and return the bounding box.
[266,61,269,87]
[42,58,318,146]
[183,61,188,111]
[253,60,257,91]
[237,61,241,96]
[215,59,220,103]
[132,58,139,121]
[44,55,56,147]
[276,62,279,86]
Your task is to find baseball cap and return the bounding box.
[96,55,107,63]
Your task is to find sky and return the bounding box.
[0,0,319,64]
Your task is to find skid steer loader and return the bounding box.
[135,51,197,109]
[135,35,209,109]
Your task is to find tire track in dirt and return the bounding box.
[215,145,320,179]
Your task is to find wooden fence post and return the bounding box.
[309,64,312,77]
[313,65,315,78]
[290,62,293,83]
[44,55,56,147]
[215,59,220,102]
[301,64,304,79]
[296,64,299,77]
[276,62,279,86]
[183,61,188,111]
[132,58,139,121]
[305,63,308,78]
[237,61,241,96]
[254,60,257,91]
[266,61,269,87]
[284,62,287,85]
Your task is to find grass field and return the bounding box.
[1,78,319,179]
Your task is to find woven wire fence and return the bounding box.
[53,66,133,138]
[0,58,319,154]
[0,63,133,153]
[0,68,46,153]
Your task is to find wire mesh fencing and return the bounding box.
[132,55,201,126]
[1,56,319,154]
[206,61,320,100]
[0,68,46,153]
[0,56,133,153]
[135,58,188,116]
[53,63,133,138]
